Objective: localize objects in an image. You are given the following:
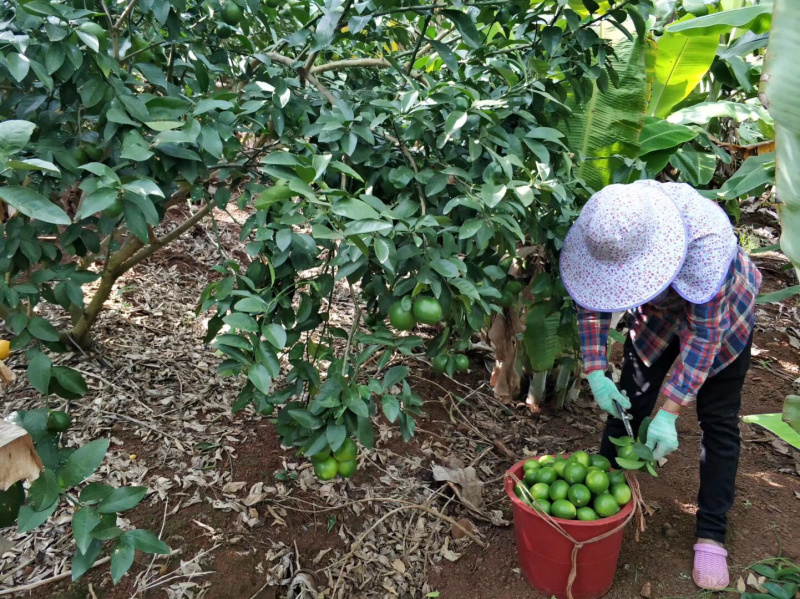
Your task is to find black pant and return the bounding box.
[599,334,752,544]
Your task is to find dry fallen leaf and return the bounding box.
[736,577,746,593]
[391,559,406,574]
[0,419,43,489]
[222,481,247,494]
[431,464,484,509]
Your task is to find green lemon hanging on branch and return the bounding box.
[221,1,243,25]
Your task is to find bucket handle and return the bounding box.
[506,470,647,599]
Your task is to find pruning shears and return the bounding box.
[614,391,634,438]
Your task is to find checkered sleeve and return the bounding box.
[577,306,611,374]
[661,288,726,405]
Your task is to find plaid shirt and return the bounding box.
[578,248,762,406]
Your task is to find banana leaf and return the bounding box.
[647,29,719,118]
[763,0,800,281]
[559,26,649,192]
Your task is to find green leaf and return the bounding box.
[28,316,60,342]
[560,28,648,190]
[72,506,101,554]
[76,189,120,220]
[0,120,36,155]
[7,52,30,82]
[27,351,52,395]
[0,187,71,225]
[223,313,259,332]
[784,395,800,433]
[648,30,718,118]
[326,421,347,452]
[381,395,400,423]
[757,285,800,304]
[17,500,58,533]
[287,408,324,429]
[110,536,135,583]
[522,305,561,372]
[430,258,460,278]
[430,40,459,73]
[668,101,772,127]
[262,323,287,350]
[670,147,716,186]
[248,364,272,394]
[98,486,148,513]
[442,10,481,48]
[715,152,775,200]
[28,468,60,511]
[52,367,88,396]
[615,457,645,470]
[632,443,654,462]
[667,5,772,37]
[71,539,102,581]
[639,119,698,154]
[609,436,633,447]
[124,529,170,554]
[56,439,110,488]
[331,198,380,220]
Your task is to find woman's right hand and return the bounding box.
[586,371,631,419]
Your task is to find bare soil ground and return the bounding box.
[2,210,799,599]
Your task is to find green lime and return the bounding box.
[506,280,523,295]
[389,302,416,331]
[532,498,551,515]
[590,455,612,472]
[498,291,514,307]
[0,482,24,528]
[522,459,541,473]
[585,470,610,495]
[310,447,331,462]
[608,470,627,486]
[551,499,577,520]
[611,483,632,506]
[569,451,591,468]
[102,197,123,218]
[221,1,243,25]
[514,482,531,505]
[313,456,338,480]
[563,463,587,485]
[549,479,569,502]
[553,458,568,478]
[499,256,514,271]
[523,469,539,487]
[538,455,556,466]
[587,466,600,472]
[617,445,637,461]
[594,493,620,518]
[530,482,550,501]
[333,438,357,462]
[535,467,557,485]
[432,355,448,374]
[454,354,469,371]
[337,459,357,478]
[567,484,592,508]
[258,402,275,416]
[412,297,443,325]
[577,507,599,521]
[216,23,235,37]
[47,410,72,432]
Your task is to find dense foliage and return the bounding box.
[0,0,782,581]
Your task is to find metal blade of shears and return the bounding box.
[613,399,634,438]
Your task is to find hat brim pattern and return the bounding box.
[560,185,688,312]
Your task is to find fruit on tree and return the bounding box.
[388,302,416,331]
[337,459,357,478]
[0,340,9,360]
[454,354,469,372]
[0,483,24,528]
[47,410,72,432]
[412,297,442,325]
[103,197,123,219]
[313,456,338,480]
[432,355,448,373]
[333,437,357,462]
[221,1,243,25]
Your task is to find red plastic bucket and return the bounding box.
[505,457,634,599]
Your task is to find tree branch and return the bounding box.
[117,202,215,274]
[408,14,433,75]
[113,0,138,30]
[310,58,392,74]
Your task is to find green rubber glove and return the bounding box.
[586,371,631,419]
[645,409,679,461]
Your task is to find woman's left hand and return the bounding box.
[646,409,679,460]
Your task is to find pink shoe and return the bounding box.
[693,543,730,590]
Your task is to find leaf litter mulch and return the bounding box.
[1,206,799,599]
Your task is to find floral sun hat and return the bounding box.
[560,183,688,312]
[633,180,737,303]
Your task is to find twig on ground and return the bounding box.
[0,557,111,596]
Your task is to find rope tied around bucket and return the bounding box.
[507,470,648,599]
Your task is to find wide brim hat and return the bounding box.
[560,183,688,312]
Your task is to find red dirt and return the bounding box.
[19,280,800,599]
